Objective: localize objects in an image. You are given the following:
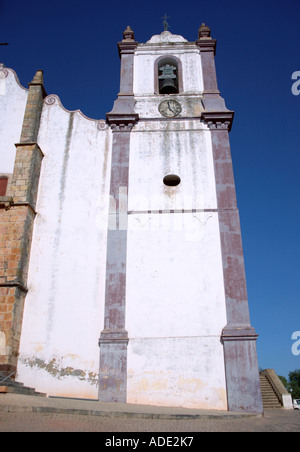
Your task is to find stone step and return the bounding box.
[0,385,46,397]
[259,375,282,408]
[0,372,46,397]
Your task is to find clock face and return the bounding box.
[158,100,182,118]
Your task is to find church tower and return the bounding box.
[98,24,263,413]
[0,24,263,414]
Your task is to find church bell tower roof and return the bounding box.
[146,30,188,44]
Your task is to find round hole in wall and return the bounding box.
[163,174,181,187]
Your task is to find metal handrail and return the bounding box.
[0,372,15,384]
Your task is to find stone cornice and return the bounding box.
[196,38,217,55]
[118,40,138,57]
[14,142,44,157]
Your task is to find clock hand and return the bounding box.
[167,101,175,114]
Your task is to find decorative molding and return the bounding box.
[97,120,108,130]
[99,329,129,346]
[221,325,259,342]
[201,111,234,131]
[44,95,57,105]
[0,68,9,79]
[110,122,136,132]
[106,113,139,131]
[206,120,232,130]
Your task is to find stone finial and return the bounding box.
[123,26,135,41]
[31,69,44,85]
[198,23,211,39]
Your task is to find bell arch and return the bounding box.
[154,55,183,95]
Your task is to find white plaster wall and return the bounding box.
[0,67,28,174]
[17,97,112,399]
[128,120,217,212]
[126,213,226,338]
[126,120,228,409]
[126,213,227,409]
[127,337,227,410]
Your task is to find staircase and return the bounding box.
[0,372,46,397]
[260,374,282,409]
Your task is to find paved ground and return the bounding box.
[0,393,299,432]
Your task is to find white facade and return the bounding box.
[12,31,227,408]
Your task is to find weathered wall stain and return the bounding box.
[46,112,74,342]
[21,356,98,385]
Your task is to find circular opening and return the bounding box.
[163,174,181,187]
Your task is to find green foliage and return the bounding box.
[288,369,300,399]
[279,375,288,388]
[279,369,300,399]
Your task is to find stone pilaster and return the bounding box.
[99,27,138,402]
[198,25,263,413]
[98,126,132,403]
[206,119,262,414]
[0,70,45,377]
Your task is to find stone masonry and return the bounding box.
[0,70,45,377]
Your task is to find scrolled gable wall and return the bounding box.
[17,95,112,398]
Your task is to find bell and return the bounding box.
[160,77,178,94]
[159,63,178,94]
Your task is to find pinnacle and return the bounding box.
[31,69,44,85]
[123,25,135,41]
[198,23,211,39]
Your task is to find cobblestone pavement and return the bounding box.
[0,409,299,432]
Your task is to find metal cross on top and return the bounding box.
[162,14,170,31]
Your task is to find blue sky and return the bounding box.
[1,0,300,379]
